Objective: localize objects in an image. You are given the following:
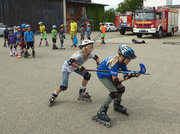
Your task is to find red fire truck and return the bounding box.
[115,12,134,35]
[133,6,179,38]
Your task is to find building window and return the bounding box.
[69,6,76,15]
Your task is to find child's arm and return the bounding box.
[67,58,86,72]
[63,30,66,39]
[93,54,100,67]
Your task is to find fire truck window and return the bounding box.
[156,12,160,19]
[163,12,165,19]
[156,12,162,19]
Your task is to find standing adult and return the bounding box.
[70,18,77,47]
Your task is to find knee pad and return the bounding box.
[40,39,43,41]
[84,72,91,80]
[109,92,119,99]
[117,86,125,94]
[60,85,67,91]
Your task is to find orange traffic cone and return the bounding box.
[98,43,101,47]
[112,41,115,44]
[18,53,22,59]
[72,46,75,50]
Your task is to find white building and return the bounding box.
[143,0,180,31]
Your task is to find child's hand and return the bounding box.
[78,66,86,72]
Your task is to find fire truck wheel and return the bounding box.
[157,28,163,38]
[137,33,142,38]
[170,28,174,36]
[120,30,125,35]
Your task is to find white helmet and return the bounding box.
[38,22,43,25]
[79,40,94,49]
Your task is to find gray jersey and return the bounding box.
[62,53,94,73]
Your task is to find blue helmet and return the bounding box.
[9,28,14,31]
[52,25,57,28]
[21,24,26,28]
[118,45,136,59]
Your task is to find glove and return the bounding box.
[123,72,138,80]
[78,66,86,72]
[96,62,100,68]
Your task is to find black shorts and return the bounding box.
[26,42,34,49]
[4,37,8,40]
[52,38,56,43]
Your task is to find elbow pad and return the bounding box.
[67,58,75,66]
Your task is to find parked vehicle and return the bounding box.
[0,23,7,36]
[115,12,134,35]
[133,6,179,38]
[104,23,117,32]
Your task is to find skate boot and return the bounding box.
[92,105,111,128]
[48,93,58,106]
[78,88,91,102]
[15,49,18,56]
[60,47,65,50]
[27,52,31,56]
[24,51,29,58]
[45,42,49,46]
[21,50,24,57]
[4,43,7,47]
[114,100,129,116]
[52,45,59,50]
[102,40,106,44]
[9,50,13,56]
[32,50,35,58]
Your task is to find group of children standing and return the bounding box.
[3,24,35,58]
[51,24,66,50]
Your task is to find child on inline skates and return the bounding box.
[92,45,140,127]
[8,28,17,56]
[48,40,100,106]
[51,25,59,50]
[59,24,66,49]
[24,25,35,58]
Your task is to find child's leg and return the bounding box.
[9,44,13,56]
[48,71,69,106]
[4,38,7,47]
[32,44,35,58]
[14,44,18,56]
[24,43,29,58]
[44,34,49,46]
[39,34,43,46]
[74,69,91,100]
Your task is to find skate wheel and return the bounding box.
[105,122,111,128]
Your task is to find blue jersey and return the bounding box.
[86,27,90,36]
[15,31,21,41]
[24,31,34,42]
[97,56,128,78]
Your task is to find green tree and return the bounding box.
[102,8,115,23]
[116,0,143,13]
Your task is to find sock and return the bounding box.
[80,86,86,90]
[53,91,58,95]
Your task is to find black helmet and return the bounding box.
[118,45,136,59]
